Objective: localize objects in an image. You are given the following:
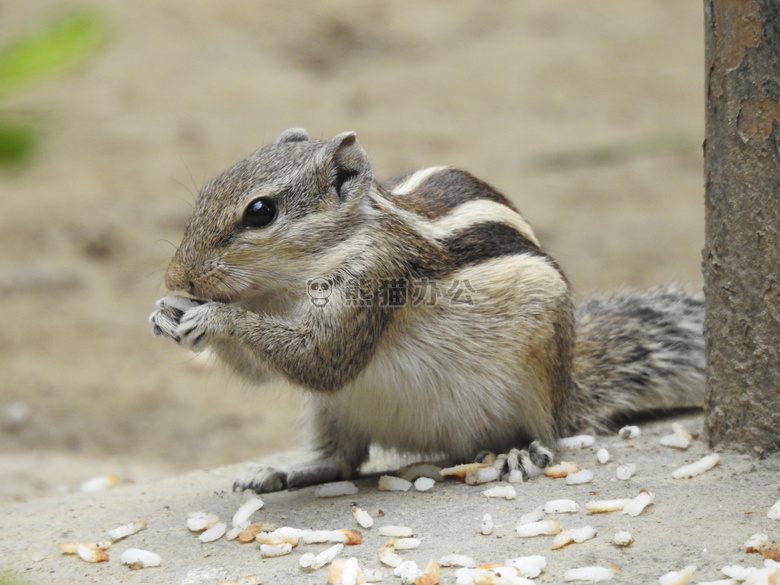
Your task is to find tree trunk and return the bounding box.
[703,0,780,454]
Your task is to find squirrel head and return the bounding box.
[165,128,374,303]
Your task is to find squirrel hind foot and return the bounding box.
[527,440,555,468]
[477,441,555,482]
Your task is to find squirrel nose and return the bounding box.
[164,260,192,293]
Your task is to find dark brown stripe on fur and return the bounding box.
[382,169,519,219]
[441,221,545,268]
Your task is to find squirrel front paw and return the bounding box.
[233,465,289,493]
[234,458,346,494]
[149,296,204,342]
[174,301,238,351]
[150,295,229,351]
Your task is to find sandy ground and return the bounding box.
[3,416,780,585]
[0,1,706,504]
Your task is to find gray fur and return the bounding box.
[568,285,705,432]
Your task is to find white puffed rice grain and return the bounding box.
[314,481,359,498]
[480,513,494,535]
[301,529,361,545]
[618,425,641,439]
[544,499,579,513]
[120,548,160,568]
[378,525,413,537]
[259,543,293,557]
[187,511,220,532]
[566,469,594,485]
[518,507,544,524]
[414,476,436,492]
[672,422,693,440]
[505,555,546,579]
[455,566,534,585]
[721,565,753,580]
[231,496,264,527]
[564,566,614,581]
[658,565,696,585]
[341,557,360,585]
[516,519,561,537]
[671,454,721,479]
[465,466,501,485]
[439,554,476,568]
[551,526,596,550]
[352,507,374,529]
[744,567,778,584]
[391,537,421,550]
[616,463,637,481]
[80,474,120,493]
[299,552,317,570]
[558,435,595,449]
[482,485,516,499]
[58,542,110,555]
[378,475,413,492]
[379,547,403,568]
[544,461,581,478]
[395,560,422,585]
[586,499,631,513]
[745,533,769,551]
[108,520,147,541]
[199,521,226,543]
[660,433,690,450]
[76,544,108,563]
[622,490,654,517]
[314,544,344,569]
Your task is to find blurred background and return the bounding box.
[0,0,704,503]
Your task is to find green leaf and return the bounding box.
[0,8,109,97]
[0,115,42,170]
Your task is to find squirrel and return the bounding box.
[150,128,705,493]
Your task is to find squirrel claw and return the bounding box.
[234,457,347,494]
[175,303,216,351]
[234,465,288,494]
[480,441,555,483]
[149,307,181,341]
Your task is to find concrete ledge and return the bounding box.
[2,416,779,584]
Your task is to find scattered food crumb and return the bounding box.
[482,484,517,499]
[378,475,413,492]
[618,425,641,439]
[314,481,359,498]
[80,474,120,493]
[563,566,614,581]
[671,454,721,479]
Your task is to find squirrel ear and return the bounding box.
[317,131,372,200]
[274,127,310,144]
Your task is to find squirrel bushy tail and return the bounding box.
[565,285,705,434]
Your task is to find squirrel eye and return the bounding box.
[242,197,277,229]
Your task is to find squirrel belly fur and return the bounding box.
[150,128,705,493]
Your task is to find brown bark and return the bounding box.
[703,0,780,454]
